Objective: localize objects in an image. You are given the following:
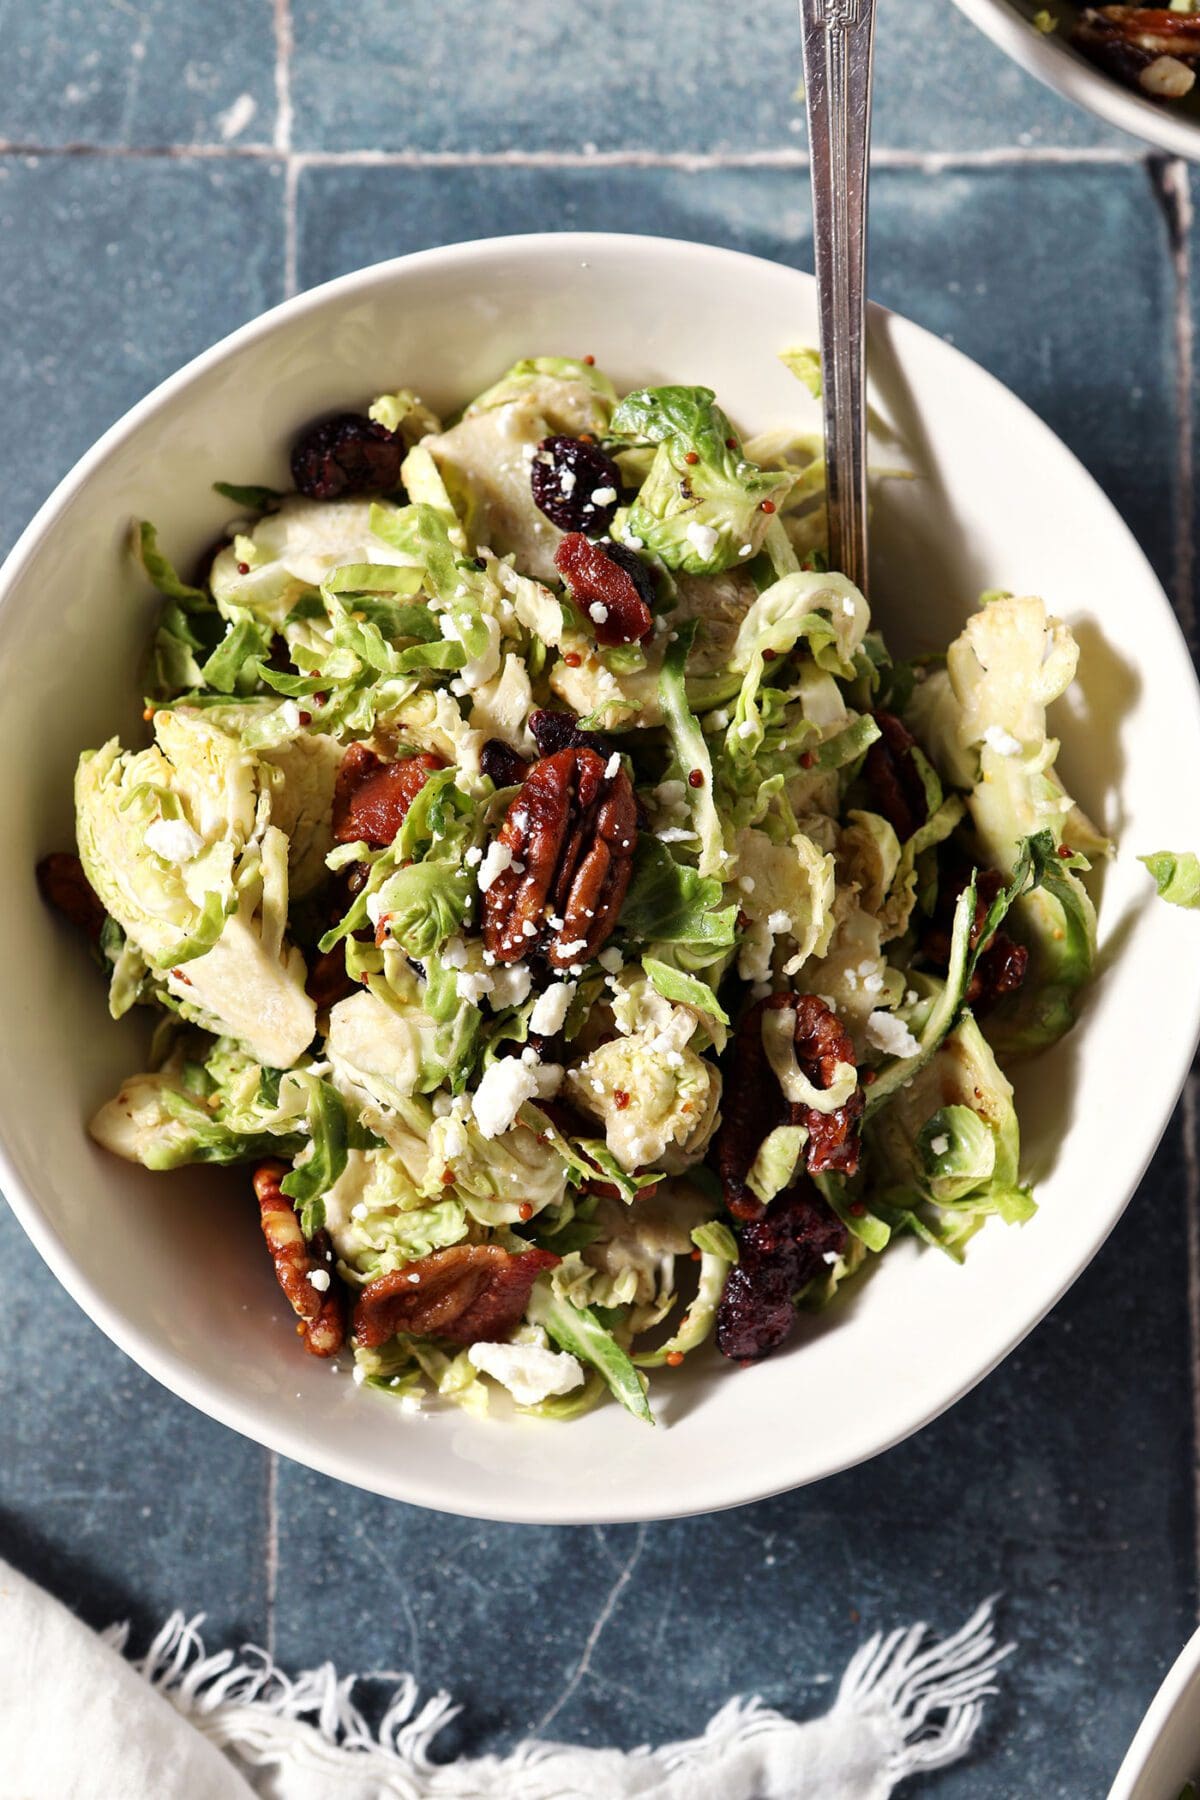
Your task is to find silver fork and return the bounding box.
[798,0,877,595]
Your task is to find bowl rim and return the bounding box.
[1109,1622,1200,1798]
[950,0,1200,160]
[3,229,1200,1521]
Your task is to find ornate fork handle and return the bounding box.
[799,0,877,594]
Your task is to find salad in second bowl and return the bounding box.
[37,352,1103,1424]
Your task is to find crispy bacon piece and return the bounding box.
[922,860,1029,1013]
[332,745,444,847]
[482,748,637,970]
[713,994,864,1221]
[715,1185,847,1362]
[36,852,106,943]
[554,532,654,646]
[352,1244,560,1348]
[253,1161,346,1358]
[863,710,927,843]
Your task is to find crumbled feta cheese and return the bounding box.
[598,947,624,974]
[467,1339,585,1407]
[488,962,532,1008]
[465,845,483,867]
[930,1133,950,1157]
[457,969,494,1005]
[983,724,1022,757]
[530,979,576,1036]
[589,602,609,624]
[442,1117,469,1160]
[604,752,621,779]
[658,827,698,843]
[521,919,537,938]
[904,989,918,1007]
[557,938,587,958]
[767,910,792,934]
[623,530,644,549]
[739,544,753,557]
[864,1011,922,1059]
[559,468,577,497]
[477,840,514,893]
[351,1201,369,1220]
[590,485,618,506]
[822,1250,841,1266]
[307,1269,331,1293]
[441,936,468,970]
[862,973,884,995]
[471,1059,540,1138]
[685,520,720,560]
[144,817,204,865]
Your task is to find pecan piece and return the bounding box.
[715,1185,847,1362]
[253,1161,346,1358]
[36,852,106,943]
[921,858,1029,1013]
[352,1244,560,1348]
[713,993,864,1220]
[554,532,654,646]
[863,710,927,843]
[481,748,637,970]
[332,745,444,847]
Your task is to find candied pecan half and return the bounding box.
[863,710,927,843]
[253,1161,346,1358]
[36,852,106,943]
[332,745,444,847]
[922,859,1029,1013]
[482,748,637,970]
[713,994,864,1220]
[291,413,406,501]
[554,532,654,646]
[480,739,530,788]
[715,1185,847,1362]
[352,1244,560,1348]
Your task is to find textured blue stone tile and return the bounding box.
[288,0,1125,154]
[269,1117,1194,1796]
[0,155,286,557]
[295,160,1176,590]
[0,1,276,148]
[0,1201,270,1646]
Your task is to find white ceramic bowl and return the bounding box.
[952,0,1200,160]
[2,233,1199,1523]
[1110,1626,1200,1798]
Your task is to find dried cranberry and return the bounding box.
[528,709,611,759]
[864,710,928,843]
[291,413,405,502]
[921,855,1029,1013]
[554,533,654,647]
[530,436,623,533]
[715,1186,847,1362]
[480,739,530,787]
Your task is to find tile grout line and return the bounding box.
[265,1445,279,1659]
[0,139,1147,172]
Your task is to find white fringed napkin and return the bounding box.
[0,1559,1010,1799]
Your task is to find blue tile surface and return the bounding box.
[0,1,277,148]
[0,155,286,554]
[0,4,1196,1797]
[289,0,1128,153]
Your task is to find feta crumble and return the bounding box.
[685,520,720,560]
[144,817,204,865]
[864,1011,922,1059]
[467,1338,585,1407]
[929,1133,950,1157]
[477,840,514,893]
[529,979,577,1036]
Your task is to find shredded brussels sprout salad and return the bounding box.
[41,351,1110,1425]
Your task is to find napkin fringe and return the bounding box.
[101,1597,1010,1793]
